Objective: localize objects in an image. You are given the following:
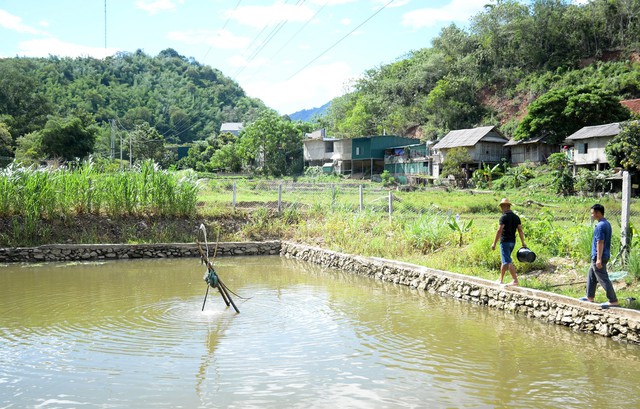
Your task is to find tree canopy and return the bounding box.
[0,48,268,150]
[514,85,632,144]
[606,120,640,170]
[238,111,312,177]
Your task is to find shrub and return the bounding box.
[404,213,452,254]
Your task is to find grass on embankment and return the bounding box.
[1,161,638,308]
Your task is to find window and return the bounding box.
[356,147,361,155]
[325,142,334,153]
[578,143,588,154]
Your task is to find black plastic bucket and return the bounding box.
[516,247,536,263]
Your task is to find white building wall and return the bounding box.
[333,139,352,160]
[572,136,610,166]
[303,140,326,162]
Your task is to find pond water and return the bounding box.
[1,256,639,408]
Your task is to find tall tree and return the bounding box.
[0,59,51,141]
[606,120,640,170]
[239,111,312,176]
[514,85,631,144]
[126,122,169,165]
[40,116,98,161]
[0,122,13,158]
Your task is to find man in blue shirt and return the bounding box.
[580,204,619,307]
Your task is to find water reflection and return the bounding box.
[1,256,639,408]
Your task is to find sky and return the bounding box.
[0,0,493,115]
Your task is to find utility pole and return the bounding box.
[110,119,115,159]
[119,125,123,169]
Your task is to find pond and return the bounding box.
[1,256,639,408]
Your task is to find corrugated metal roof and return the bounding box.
[432,126,504,149]
[220,122,243,132]
[565,123,620,140]
[504,134,549,146]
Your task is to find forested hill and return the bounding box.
[319,0,640,142]
[0,48,268,145]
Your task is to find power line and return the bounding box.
[269,1,327,62]
[232,0,306,79]
[201,0,243,62]
[286,0,396,81]
[247,1,328,79]
[157,0,247,143]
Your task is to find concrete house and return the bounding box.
[565,122,621,172]
[330,139,353,175]
[504,135,559,165]
[303,129,337,169]
[431,126,509,178]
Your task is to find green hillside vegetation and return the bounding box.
[0,48,269,165]
[319,0,640,141]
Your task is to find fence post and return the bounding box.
[621,171,631,263]
[388,190,393,221]
[232,181,236,208]
[278,184,282,214]
[359,185,364,212]
[332,184,336,208]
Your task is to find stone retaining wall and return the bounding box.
[280,241,640,345]
[0,241,281,263]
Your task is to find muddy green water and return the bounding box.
[1,256,639,408]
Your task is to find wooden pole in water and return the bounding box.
[218,280,240,313]
[201,285,210,311]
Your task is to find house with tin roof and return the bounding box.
[431,126,509,178]
[504,134,559,165]
[621,98,640,115]
[564,122,621,172]
[351,135,421,179]
[219,122,243,136]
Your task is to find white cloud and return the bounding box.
[242,61,352,113]
[340,18,351,25]
[135,0,184,15]
[16,38,119,59]
[0,9,48,35]
[401,0,486,29]
[167,29,251,50]
[225,2,316,29]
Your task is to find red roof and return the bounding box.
[621,98,640,114]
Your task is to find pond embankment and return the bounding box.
[2,240,639,345]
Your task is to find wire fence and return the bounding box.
[201,178,640,226]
